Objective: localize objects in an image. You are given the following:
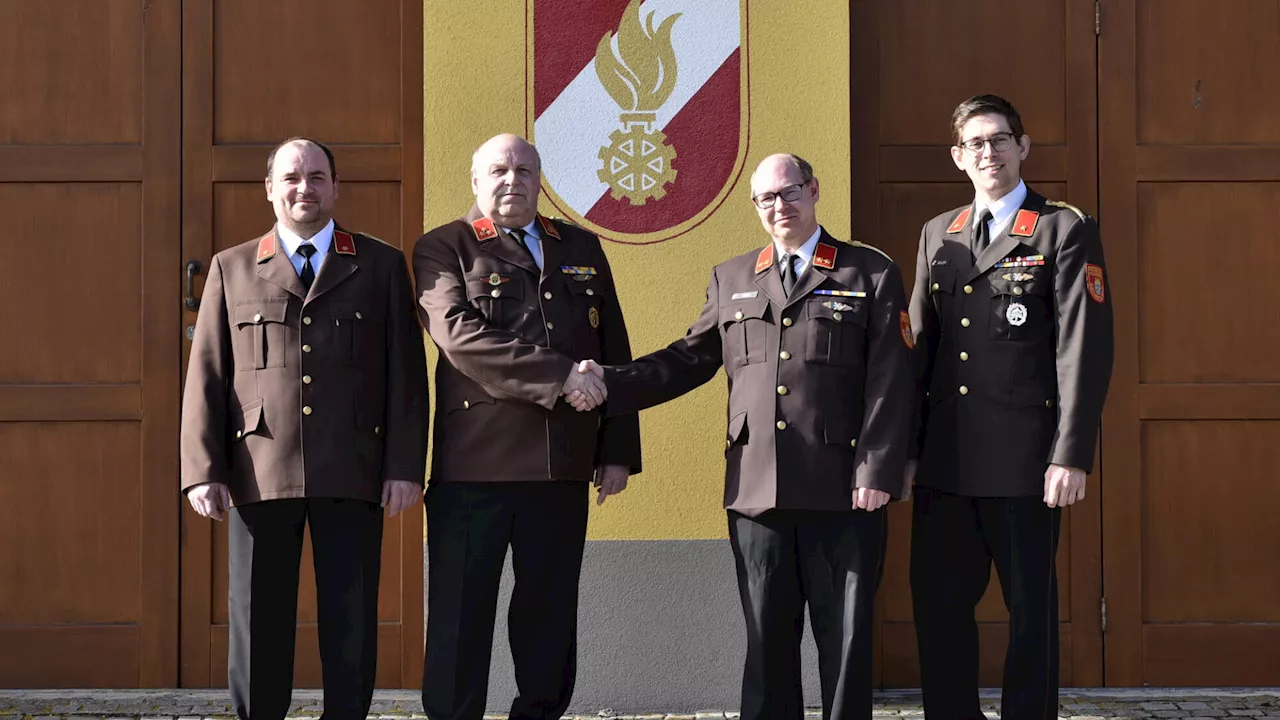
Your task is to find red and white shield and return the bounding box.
[528,0,749,244]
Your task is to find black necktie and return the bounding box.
[974,208,994,253]
[780,253,797,296]
[508,228,538,270]
[297,243,317,291]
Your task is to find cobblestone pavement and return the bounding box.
[1,689,1278,720]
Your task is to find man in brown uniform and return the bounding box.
[181,138,429,720]
[582,154,913,720]
[907,95,1114,720]
[413,133,641,720]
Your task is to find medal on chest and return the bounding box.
[1006,301,1029,327]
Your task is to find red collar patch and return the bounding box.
[1010,209,1040,237]
[333,230,357,255]
[946,208,972,234]
[754,245,773,274]
[813,242,837,270]
[256,233,277,263]
[471,218,499,242]
[536,214,561,240]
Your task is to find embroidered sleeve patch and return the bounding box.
[1086,264,1106,304]
[900,310,914,349]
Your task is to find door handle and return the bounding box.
[185,259,203,310]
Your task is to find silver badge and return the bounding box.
[1006,301,1028,327]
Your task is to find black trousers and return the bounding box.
[909,486,1062,720]
[728,508,888,720]
[228,497,384,720]
[421,481,589,720]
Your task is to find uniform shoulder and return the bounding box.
[845,239,895,264]
[1042,198,1092,222]
[541,214,599,244]
[214,230,274,266]
[418,218,474,244]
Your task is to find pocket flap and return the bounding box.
[233,298,289,326]
[233,399,263,440]
[824,414,857,447]
[332,302,386,322]
[806,298,867,324]
[465,277,525,302]
[566,279,606,297]
[720,299,769,326]
[930,266,957,294]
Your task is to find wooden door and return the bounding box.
[850,0,1104,687]
[1098,0,1280,686]
[0,0,182,687]
[178,0,425,688]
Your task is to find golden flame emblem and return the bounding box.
[593,0,680,205]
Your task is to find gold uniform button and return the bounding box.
[302,344,312,353]
[779,350,791,360]
[833,311,843,321]
[777,385,788,396]
[959,385,969,395]
[302,405,313,415]
[303,316,312,325]
[1013,286,1024,296]
[490,289,502,298]
[374,426,382,435]
[253,312,263,323]
[776,421,787,430]
[546,322,555,330]
[931,282,940,292]
[355,311,363,320]
[1046,399,1055,408]
[734,311,744,321]
[586,289,595,296]
[959,352,969,361]
[544,292,553,300]
[726,439,733,449]
[235,430,243,439]
[850,439,857,448]
[463,400,470,410]
[782,317,794,327]
[963,285,973,295]
[303,375,312,384]
[960,318,971,328]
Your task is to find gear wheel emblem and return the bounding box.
[597,126,677,206]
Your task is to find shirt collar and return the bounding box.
[976,179,1027,234]
[277,219,335,258]
[773,225,823,272]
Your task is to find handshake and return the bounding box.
[561,359,606,411]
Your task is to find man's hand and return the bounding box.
[854,487,891,511]
[188,482,231,521]
[901,459,918,502]
[594,464,630,505]
[382,480,423,517]
[563,360,606,411]
[1044,464,1086,508]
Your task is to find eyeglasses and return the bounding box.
[751,181,809,209]
[958,132,1017,154]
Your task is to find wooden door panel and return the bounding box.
[0,0,180,688]
[877,0,1067,146]
[0,0,143,144]
[180,0,423,688]
[1100,0,1280,685]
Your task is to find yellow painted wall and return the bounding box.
[424,1,850,540]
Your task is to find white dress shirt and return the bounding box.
[277,219,335,278]
[772,225,823,278]
[976,179,1028,240]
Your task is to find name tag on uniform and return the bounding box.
[730,291,759,300]
[813,289,867,298]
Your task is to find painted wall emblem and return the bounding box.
[529,0,749,244]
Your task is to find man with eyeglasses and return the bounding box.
[575,154,913,720]
[906,94,1114,720]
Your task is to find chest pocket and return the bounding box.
[720,300,769,368]
[988,271,1052,341]
[233,297,290,370]
[804,296,868,366]
[466,276,526,328]
[334,302,387,368]
[929,266,957,311]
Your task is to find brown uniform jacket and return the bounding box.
[413,209,641,483]
[180,226,430,505]
[603,230,914,516]
[908,187,1114,497]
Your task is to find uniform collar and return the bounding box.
[976,179,1027,235]
[276,219,335,260]
[772,225,823,273]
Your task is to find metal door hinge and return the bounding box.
[1095,1,1101,35]
[1101,597,1108,633]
